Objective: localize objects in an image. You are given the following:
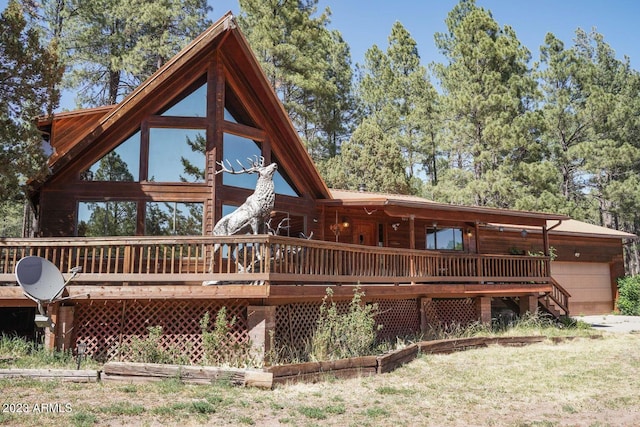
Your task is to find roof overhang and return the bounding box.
[485,219,637,240]
[322,189,567,227]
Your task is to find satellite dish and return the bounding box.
[14,256,82,330]
[15,256,66,303]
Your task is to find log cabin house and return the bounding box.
[0,13,634,363]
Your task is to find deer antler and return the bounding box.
[215,155,265,175]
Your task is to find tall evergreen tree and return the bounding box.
[51,0,210,106]
[348,21,437,194]
[237,0,355,161]
[320,116,410,194]
[432,0,539,208]
[574,30,640,228]
[0,0,62,205]
[534,32,590,217]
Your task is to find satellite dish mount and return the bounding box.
[14,256,82,330]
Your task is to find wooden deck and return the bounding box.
[0,235,551,282]
[0,235,559,303]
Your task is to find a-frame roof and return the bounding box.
[34,12,331,200]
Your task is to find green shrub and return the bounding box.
[310,286,381,361]
[617,276,640,315]
[200,308,257,368]
[121,326,190,364]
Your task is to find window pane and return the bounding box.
[161,83,207,117]
[425,227,463,251]
[222,133,261,189]
[83,131,140,181]
[148,128,206,182]
[224,82,255,126]
[224,108,237,123]
[426,228,436,250]
[77,201,137,236]
[222,134,298,196]
[145,202,203,235]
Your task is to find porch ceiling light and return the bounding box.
[330,217,350,237]
[521,229,528,238]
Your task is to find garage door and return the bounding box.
[551,262,613,315]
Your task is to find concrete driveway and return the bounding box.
[574,315,640,333]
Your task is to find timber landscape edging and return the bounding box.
[0,336,582,388]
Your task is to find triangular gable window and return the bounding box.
[82,131,140,181]
[272,154,299,197]
[222,133,299,196]
[224,82,255,127]
[160,78,207,117]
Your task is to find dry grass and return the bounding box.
[2,333,640,426]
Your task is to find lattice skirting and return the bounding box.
[274,299,422,358]
[73,299,249,363]
[423,298,478,327]
[72,297,479,364]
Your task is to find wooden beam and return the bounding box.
[64,284,269,300]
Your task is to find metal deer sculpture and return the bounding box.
[204,156,277,284]
[213,156,277,236]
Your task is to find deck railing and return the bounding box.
[0,235,550,285]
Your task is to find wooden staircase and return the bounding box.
[538,277,571,318]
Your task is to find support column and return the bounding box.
[477,297,492,324]
[55,306,75,352]
[420,297,435,333]
[43,302,60,350]
[247,306,276,365]
[519,294,539,316]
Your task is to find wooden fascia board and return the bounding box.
[318,198,565,227]
[383,204,559,227]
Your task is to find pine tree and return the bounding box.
[52,0,210,106]
[320,116,409,194]
[351,21,438,195]
[237,0,355,161]
[432,0,539,208]
[574,30,640,227]
[0,0,62,204]
[533,32,590,217]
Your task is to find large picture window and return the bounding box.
[77,201,137,236]
[148,128,206,182]
[222,133,299,196]
[161,82,206,117]
[145,202,203,235]
[426,227,463,251]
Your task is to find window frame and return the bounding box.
[425,226,464,251]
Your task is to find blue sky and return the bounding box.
[213,0,640,69]
[3,0,640,107]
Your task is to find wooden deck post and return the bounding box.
[247,305,276,364]
[420,297,434,333]
[519,294,539,315]
[43,302,59,350]
[55,306,75,352]
[477,297,492,324]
